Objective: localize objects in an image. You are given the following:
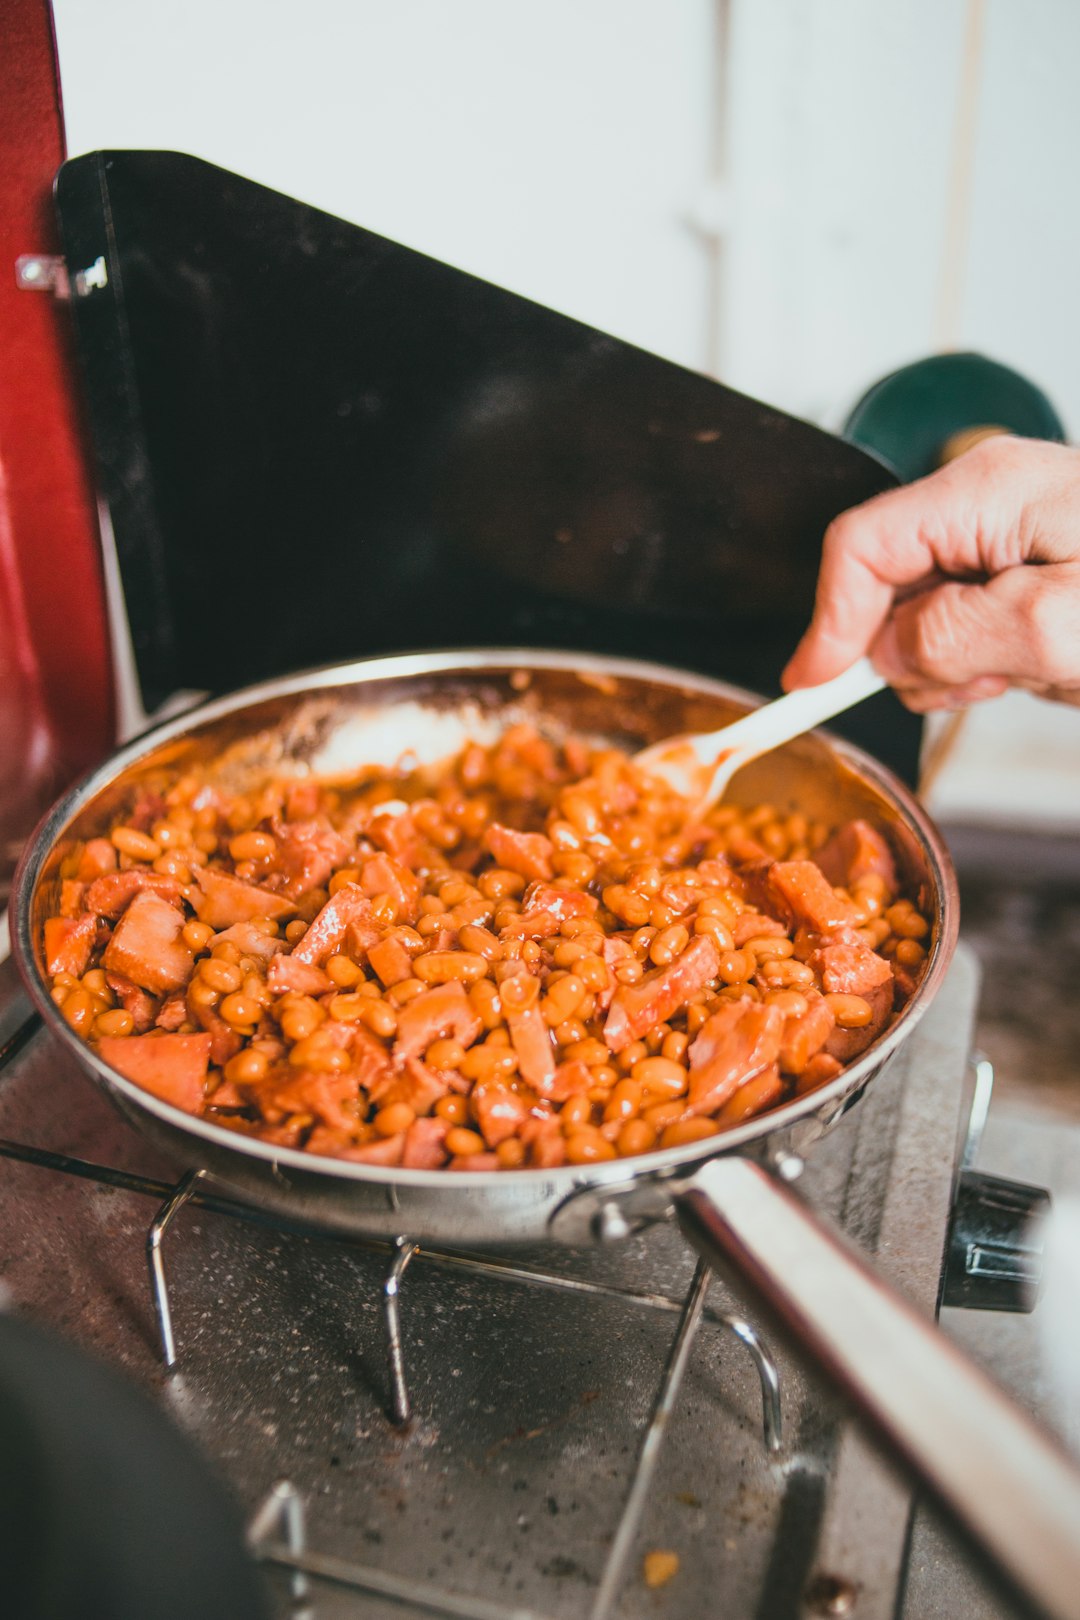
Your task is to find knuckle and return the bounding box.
[1022,588,1076,684]
[963,433,1023,480]
[820,511,855,564]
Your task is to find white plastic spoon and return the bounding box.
[633,657,887,811]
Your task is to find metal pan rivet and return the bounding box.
[593,1202,633,1243]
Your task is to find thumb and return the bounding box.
[871,566,1079,689]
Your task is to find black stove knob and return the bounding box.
[942,1169,1051,1313]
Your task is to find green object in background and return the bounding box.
[844,352,1067,484]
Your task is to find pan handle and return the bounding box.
[676,1156,1080,1620]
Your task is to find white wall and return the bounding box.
[53,0,718,373]
[52,0,1080,430]
[960,0,1080,438]
[720,0,1080,437]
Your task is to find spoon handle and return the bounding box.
[690,657,887,766]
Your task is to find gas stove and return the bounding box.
[0,940,1039,1620]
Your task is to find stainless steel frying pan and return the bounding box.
[13,649,1080,1619]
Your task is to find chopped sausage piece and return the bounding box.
[825,996,893,1062]
[546,1059,593,1102]
[503,724,561,776]
[283,779,320,821]
[499,908,562,941]
[83,870,184,919]
[393,981,482,1064]
[59,880,86,917]
[191,867,295,930]
[128,790,167,832]
[727,855,774,913]
[44,915,99,978]
[506,1003,556,1090]
[210,921,286,963]
[267,955,333,997]
[728,832,771,865]
[402,1116,450,1168]
[185,988,243,1066]
[289,1122,344,1154]
[74,838,118,882]
[290,884,375,966]
[103,891,194,994]
[598,936,635,1011]
[813,931,894,998]
[733,912,787,948]
[348,912,383,957]
[714,1062,783,1125]
[206,1075,246,1109]
[369,1057,449,1115]
[796,1051,844,1094]
[447,1152,501,1171]
[367,808,438,870]
[256,1067,361,1134]
[248,1118,307,1150]
[521,882,597,920]
[472,1081,530,1147]
[814,819,898,899]
[766,861,861,935]
[97,1032,212,1113]
[367,934,414,988]
[155,993,188,1032]
[696,857,735,887]
[105,971,159,1033]
[893,960,921,1002]
[685,1000,783,1116]
[522,1113,567,1168]
[812,932,894,1061]
[482,823,554,882]
[656,876,705,915]
[778,993,836,1075]
[359,854,421,922]
[272,816,353,900]
[340,1133,406,1166]
[347,1027,394,1097]
[604,936,720,1054]
[310,1018,359,1055]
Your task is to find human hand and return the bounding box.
[782,436,1080,711]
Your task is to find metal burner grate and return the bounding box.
[0,1005,781,1619]
[0,949,980,1618]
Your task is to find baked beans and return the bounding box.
[41,723,930,1170]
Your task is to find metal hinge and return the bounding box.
[15,254,70,297]
[15,252,108,299]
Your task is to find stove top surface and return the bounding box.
[0,945,1034,1619]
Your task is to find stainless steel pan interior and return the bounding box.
[13,648,1080,1619]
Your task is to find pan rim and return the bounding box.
[12,645,959,1195]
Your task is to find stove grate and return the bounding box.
[0,1001,784,1620]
